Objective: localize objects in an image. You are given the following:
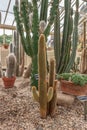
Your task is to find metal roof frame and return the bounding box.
[0,0,86,35]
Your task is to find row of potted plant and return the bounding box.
[57,73,87,96]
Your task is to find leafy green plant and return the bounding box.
[82,75,87,84]
[71,74,85,86]
[57,73,87,86]
[57,73,72,81]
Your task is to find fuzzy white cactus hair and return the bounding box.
[39,20,46,34]
[6,53,16,78]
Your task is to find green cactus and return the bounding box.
[54,0,79,74]
[48,59,57,117]
[54,1,60,71]
[10,31,20,76]
[9,43,14,53]
[65,0,79,72]
[40,0,48,22]
[32,34,53,118]
[13,0,59,88]
[48,59,55,87]
[6,53,16,78]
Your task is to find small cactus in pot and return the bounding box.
[2,53,17,88]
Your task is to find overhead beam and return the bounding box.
[0,24,16,30]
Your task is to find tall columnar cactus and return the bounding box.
[32,34,55,118]
[80,48,87,73]
[48,59,57,117]
[13,0,59,88]
[6,53,16,78]
[54,0,79,73]
[9,43,14,53]
[13,30,20,76]
[10,30,20,76]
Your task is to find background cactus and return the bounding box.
[80,48,87,74]
[54,0,79,74]
[13,0,59,88]
[9,43,15,53]
[0,61,2,78]
[10,30,20,76]
[48,59,57,117]
[6,53,16,78]
[32,34,57,118]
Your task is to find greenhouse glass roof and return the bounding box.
[0,0,87,35]
[0,0,15,25]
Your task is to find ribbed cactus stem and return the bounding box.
[44,0,59,38]
[32,34,53,118]
[49,58,55,86]
[38,34,47,118]
[58,0,70,73]
[54,6,60,72]
[65,0,79,72]
[6,53,16,78]
[9,43,14,53]
[48,59,57,117]
[40,0,48,22]
[49,80,57,117]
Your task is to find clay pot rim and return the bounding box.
[60,80,87,87]
[2,76,16,80]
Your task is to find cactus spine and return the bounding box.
[54,0,79,73]
[13,0,59,88]
[6,53,16,78]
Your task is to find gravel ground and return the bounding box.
[0,77,87,130]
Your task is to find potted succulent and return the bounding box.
[2,53,16,88]
[57,73,87,96]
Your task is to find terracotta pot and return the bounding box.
[60,80,87,96]
[2,76,16,89]
[3,44,9,49]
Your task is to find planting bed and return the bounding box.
[0,78,87,130]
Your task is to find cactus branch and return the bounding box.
[47,87,53,102]
[32,86,39,102]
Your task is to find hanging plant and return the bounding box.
[3,43,9,49]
